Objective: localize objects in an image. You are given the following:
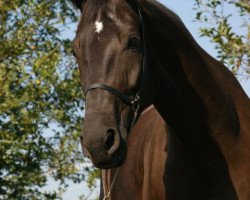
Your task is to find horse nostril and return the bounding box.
[105,128,120,155]
[105,129,115,151]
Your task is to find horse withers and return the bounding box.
[71,0,250,199]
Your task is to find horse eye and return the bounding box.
[128,36,141,51]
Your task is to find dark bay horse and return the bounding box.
[100,105,168,200]
[71,0,250,199]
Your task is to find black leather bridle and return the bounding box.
[85,9,146,128]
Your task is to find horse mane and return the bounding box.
[142,1,247,136]
[142,0,204,56]
[142,0,243,86]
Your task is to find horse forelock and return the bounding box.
[75,0,142,37]
[82,0,106,23]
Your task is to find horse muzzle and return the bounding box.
[80,112,127,168]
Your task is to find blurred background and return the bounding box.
[0,0,249,199]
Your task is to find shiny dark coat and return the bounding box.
[71,0,250,199]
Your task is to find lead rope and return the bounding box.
[102,95,140,200]
[102,169,119,200]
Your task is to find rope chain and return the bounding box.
[131,94,140,128]
[102,169,119,200]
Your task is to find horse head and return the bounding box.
[72,0,148,168]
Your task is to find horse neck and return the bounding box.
[143,1,249,139]
[141,3,250,197]
[103,106,167,199]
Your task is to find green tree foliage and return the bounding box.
[193,0,250,74]
[0,1,90,199]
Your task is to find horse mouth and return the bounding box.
[86,141,127,169]
[94,155,125,169]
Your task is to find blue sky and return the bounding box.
[57,0,249,199]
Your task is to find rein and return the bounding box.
[85,8,146,200]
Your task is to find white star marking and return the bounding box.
[95,21,103,34]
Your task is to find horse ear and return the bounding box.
[71,0,86,10]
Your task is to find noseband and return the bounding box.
[85,83,138,107]
[85,9,146,129]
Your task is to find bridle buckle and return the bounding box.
[131,93,140,112]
